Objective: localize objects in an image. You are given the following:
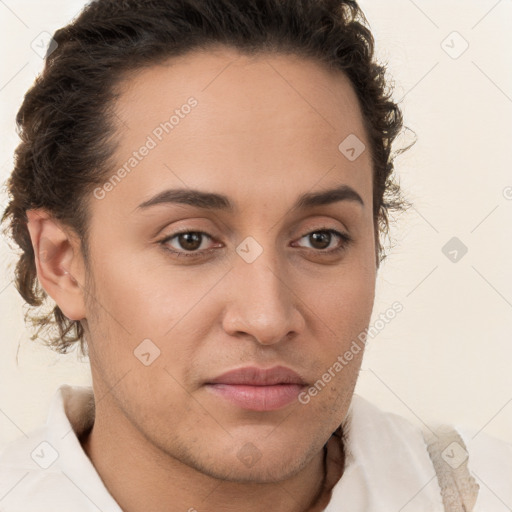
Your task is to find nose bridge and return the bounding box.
[222,238,303,344]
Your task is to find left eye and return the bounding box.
[293,229,351,252]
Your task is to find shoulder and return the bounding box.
[0,425,88,511]
[346,393,434,461]
[328,394,445,510]
[346,394,512,511]
[455,424,512,511]
[0,384,120,512]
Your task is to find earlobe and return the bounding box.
[26,208,87,321]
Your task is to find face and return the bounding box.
[60,47,376,482]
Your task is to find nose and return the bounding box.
[221,249,305,346]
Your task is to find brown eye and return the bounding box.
[160,230,217,258]
[309,231,332,250]
[295,229,351,253]
[177,232,203,251]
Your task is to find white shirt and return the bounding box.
[0,385,511,511]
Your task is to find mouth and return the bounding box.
[204,365,308,411]
[204,383,306,411]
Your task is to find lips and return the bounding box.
[205,365,307,386]
[204,365,308,411]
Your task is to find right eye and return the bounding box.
[159,230,221,259]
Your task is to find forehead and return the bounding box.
[94,46,372,218]
[115,46,367,140]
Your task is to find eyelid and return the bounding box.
[293,227,352,251]
[158,225,352,259]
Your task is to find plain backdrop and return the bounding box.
[1,0,511,451]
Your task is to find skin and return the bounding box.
[26,46,377,512]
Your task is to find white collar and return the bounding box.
[326,394,443,511]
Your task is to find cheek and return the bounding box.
[86,246,196,335]
[85,250,228,387]
[314,257,375,324]
[300,268,373,411]
[304,257,376,373]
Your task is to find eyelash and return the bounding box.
[158,227,353,259]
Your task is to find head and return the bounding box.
[2,0,412,484]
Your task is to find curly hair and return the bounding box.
[1,0,414,355]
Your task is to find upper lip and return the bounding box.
[206,365,307,386]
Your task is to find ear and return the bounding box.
[26,208,87,321]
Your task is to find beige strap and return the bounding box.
[422,425,480,512]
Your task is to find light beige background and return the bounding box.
[1,0,511,450]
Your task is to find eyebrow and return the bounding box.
[135,184,364,213]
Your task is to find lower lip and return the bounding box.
[204,383,305,411]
